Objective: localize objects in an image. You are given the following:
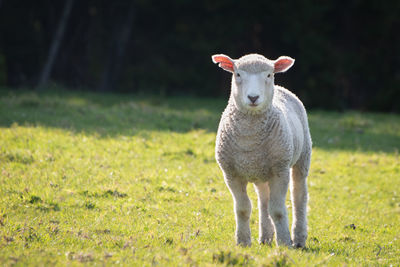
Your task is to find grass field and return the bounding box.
[0,89,399,266]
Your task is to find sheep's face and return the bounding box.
[212,53,294,114]
[232,68,274,114]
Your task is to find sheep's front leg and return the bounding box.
[255,182,274,244]
[268,170,292,246]
[225,177,252,247]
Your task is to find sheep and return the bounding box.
[211,53,311,248]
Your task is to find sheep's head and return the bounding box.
[212,53,294,114]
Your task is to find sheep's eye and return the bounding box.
[236,73,241,77]
[267,74,271,78]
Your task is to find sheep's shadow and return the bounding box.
[0,89,225,135]
[1,90,399,153]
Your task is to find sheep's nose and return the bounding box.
[248,95,259,104]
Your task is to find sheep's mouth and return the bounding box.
[249,103,258,107]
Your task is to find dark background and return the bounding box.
[0,0,399,111]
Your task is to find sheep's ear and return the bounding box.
[274,56,295,73]
[211,54,235,73]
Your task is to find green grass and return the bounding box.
[0,89,399,266]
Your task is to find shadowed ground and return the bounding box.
[1,89,399,152]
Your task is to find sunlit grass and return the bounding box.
[0,89,399,266]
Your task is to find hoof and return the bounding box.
[237,239,251,247]
[259,238,273,246]
[236,233,251,247]
[293,242,305,249]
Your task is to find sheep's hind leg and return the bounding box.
[268,170,292,246]
[254,182,274,244]
[290,161,309,248]
[225,177,252,247]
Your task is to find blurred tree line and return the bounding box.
[0,0,399,111]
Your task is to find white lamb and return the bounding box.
[212,53,311,248]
